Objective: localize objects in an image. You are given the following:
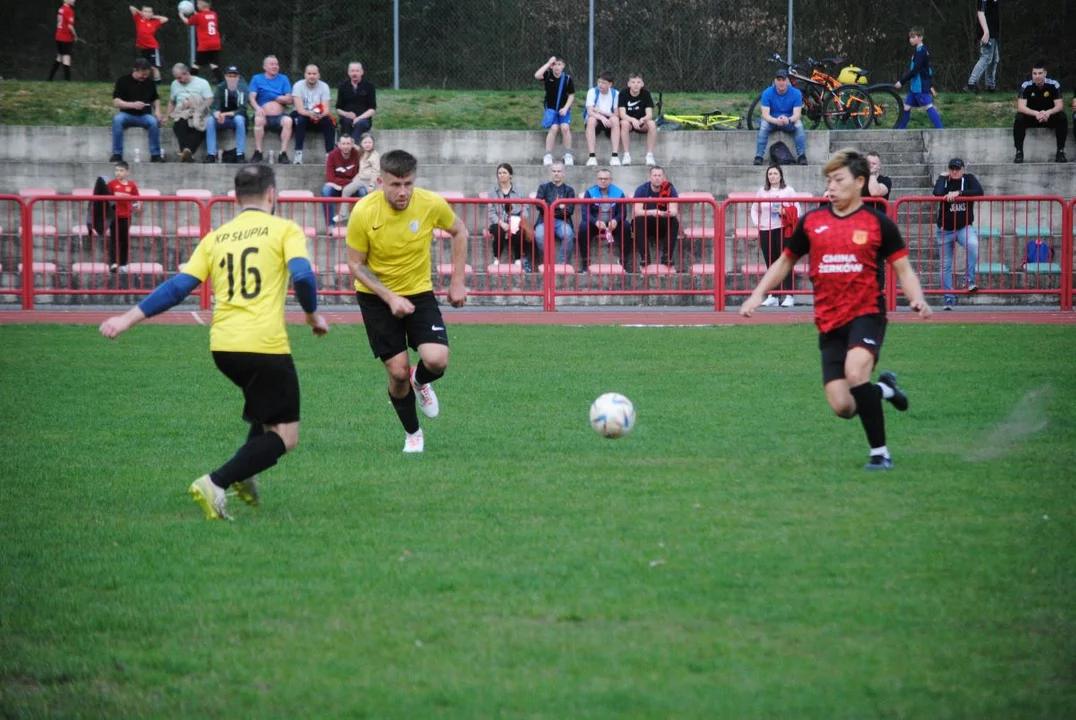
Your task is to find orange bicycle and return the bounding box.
[747,54,874,131]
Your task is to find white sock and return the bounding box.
[878,383,895,400]
[870,446,890,458]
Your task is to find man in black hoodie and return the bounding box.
[933,157,984,310]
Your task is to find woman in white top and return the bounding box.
[750,164,800,307]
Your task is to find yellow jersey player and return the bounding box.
[100,164,329,519]
[345,149,469,453]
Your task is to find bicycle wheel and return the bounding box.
[865,84,903,129]
[746,94,764,131]
[801,85,826,129]
[822,85,873,129]
[656,117,682,132]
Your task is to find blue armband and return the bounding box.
[137,273,201,318]
[288,257,318,313]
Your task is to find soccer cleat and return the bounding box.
[403,429,424,453]
[621,152,632,166]
[645,152,656,166]
[761,294,779,307]
[543,153,554,166]
[1013,151,1024,164]
[293,150,303,165]
[609,156,621,166]
[563,152,574,166]
[781,295,795,307]
[251,150,264,163]
[232,475,260,506]
[411,365,440,418]
[864,455,894,471]
[189,474,232,520]
[877,371,909,412]
[585,156,598,167]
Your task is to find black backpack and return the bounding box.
[769,141,795,166]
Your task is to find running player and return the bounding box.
[345,149,469,453]
[741,148,933,470]
[179,0,223,83]
[99,164,329,519]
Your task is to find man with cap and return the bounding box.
[932,157,984,309]
[205,65,248,163]
[754,69,808,166]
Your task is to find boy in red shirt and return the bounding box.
[105,161,142,270]
[130,5,169,84]
[49,0,77,81]
[180,0,223,83]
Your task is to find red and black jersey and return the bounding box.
[189,10,222,51]
[55,4,75,42]
[134,15,164,49]
[107,179,140,218]
[784,204,907,333]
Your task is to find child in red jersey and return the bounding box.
[180,0,223,83]
[105,161,142,270]
[49,0,77,81]
[130,5,169,84]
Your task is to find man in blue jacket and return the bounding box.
[577,168,627,274]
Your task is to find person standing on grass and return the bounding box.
[965,0,1000,93]
[179,0,223,83]
[345,150,469,454]
[535,56,576,167]
[130,5,169,84]
[742,149,933,471]
[893,27,943,130]
[99,164,329,521]
[49,0,77,81]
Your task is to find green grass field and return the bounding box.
[0,81,1019,130]
[1,323,1075,718]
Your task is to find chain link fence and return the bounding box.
[4,1,1073,95]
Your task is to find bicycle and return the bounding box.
[747,53,873,131]
[654,92,744,131]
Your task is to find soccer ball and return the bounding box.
[589,392,635,439]
[178,1,195,16]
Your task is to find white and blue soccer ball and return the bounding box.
[589,392,635,439]
[178,1,195,16]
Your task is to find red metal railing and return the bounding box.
[5,193,1076,312]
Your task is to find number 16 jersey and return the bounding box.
[183,208,309,354]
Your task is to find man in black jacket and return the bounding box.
[933,158,984,310]
[335,61,376,140]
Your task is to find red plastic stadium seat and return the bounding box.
[18,223,59,237]
[130,223,164,238]
[588,263,625,275]
[18,262,58,273]
[641,263,673,275]
[175,189,212,199]
[740,261,807,275]
[725,191,757,200]
[334,263,351,276]
[691,263,715,275]
[330,225,349,239]
[538,263,576,275]
[278,190,314,198]
[17,187,57,198]
[121,262,165,275]
[734,227,760,240]
[436,263,473,275]
[70,262,111,274]
[486,262,524,276]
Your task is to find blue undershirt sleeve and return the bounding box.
[137,273,201,318]
[288,257,318,313]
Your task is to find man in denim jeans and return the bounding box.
[933,157,984,310]
[110,58,165,162]
[753,69,808,166]
[533,163,576,265]
[965,0,1000,93]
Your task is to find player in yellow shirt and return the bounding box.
[345,149,469,453]
[100,164,329,520]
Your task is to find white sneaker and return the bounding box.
[403,429,424,453]
[609,156,621,166]
[762,295,779,307]
[411,365,440,418]
[585,156,598,167]
[645,152,656,166]
[621,152,632,166]
[781,295,795,307]
[232,475,260,506]
[543,153,554,166]
[293,150,303,165]
[189,474,232,520]
[564,152,574,166]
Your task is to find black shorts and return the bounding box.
[356,290,449,361]
[589,120,612,136]
[212,351,301,425]
[56,41,74,55]
[818,313,887,385]
[138,47,162,68]
[194,50,221,67]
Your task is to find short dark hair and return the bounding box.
[599,71,614,83]
[1033,59,1047,70]
[234,164,276,202]
[115,160,130,170]
[133,58,152,71]
[381,150,418,179]
[823,148,870,181]
[628,72,643,81]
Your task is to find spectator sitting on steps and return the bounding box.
[110,57,165,163]
[249,54,294,164]
[167,62,214,163]
[1013,60,1068,164]
[754,69,807,166]
[205,65,248,163]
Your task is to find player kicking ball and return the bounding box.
[742,148,933,470]
[345,150,469,453]
[100,164,329,519]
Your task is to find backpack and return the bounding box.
[582,86,618,123]
[1024,239,1054,265]
[769,141,795,166]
